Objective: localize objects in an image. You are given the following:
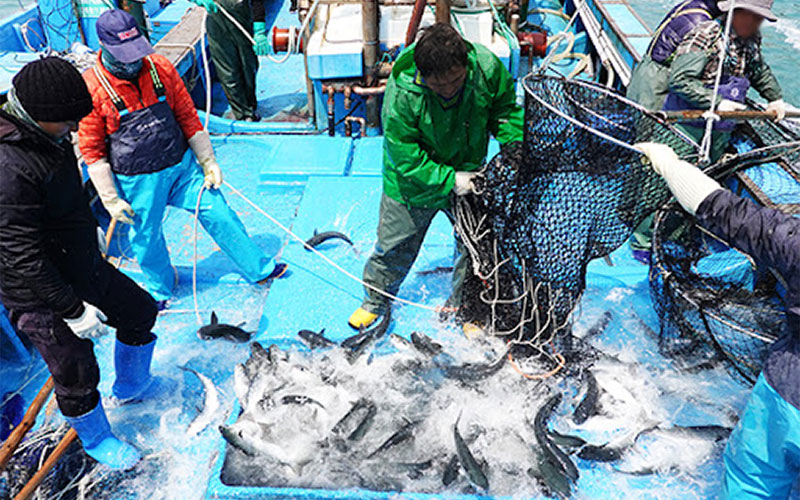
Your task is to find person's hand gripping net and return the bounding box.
[454,171,479,196]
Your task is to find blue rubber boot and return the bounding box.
[111,336,158,405]
[64,401,141,470]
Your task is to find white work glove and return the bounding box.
[87,159,135,225]
[766,99,786,121]
[64,303,109,340]
[453,171,478,196]
[717,99,747,112]
[635,142,723,215]
[188,130,223,189]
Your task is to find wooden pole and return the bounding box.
[102,219,118,261]
[405,0,427,46]
[13,428,78,500]
[2,217,120,481]
[662,109,800,122]
[0,377,55,472]
[435,0,450,24]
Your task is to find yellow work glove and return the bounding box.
[188,130,223,189]
[87,158,135,224]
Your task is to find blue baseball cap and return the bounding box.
[96,9,154,63]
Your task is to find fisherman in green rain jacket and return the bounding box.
[349,23,524,329]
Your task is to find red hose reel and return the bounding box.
[518,31,547,58]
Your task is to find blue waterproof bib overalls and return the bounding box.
[94,58,272,300]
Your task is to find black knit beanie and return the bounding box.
[12,57,93,122]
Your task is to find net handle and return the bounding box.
[521,74,701,155]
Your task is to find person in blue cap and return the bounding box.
[0,57,157,470]
[637,142,799,499]
[78,9,287,310]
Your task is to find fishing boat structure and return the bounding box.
[0,0,798,498]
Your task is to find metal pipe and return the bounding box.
[435,0,450,25]
[325,85,336,136]
[510,13,520,35]
[362,0,380,128]
[323,80,387,94]
[352,84,387,96]
[345,116,367,137]
[405,0,427,46]
[302,20,316,129]
[343,86,352,110]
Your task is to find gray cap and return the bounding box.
[718,0,778,22]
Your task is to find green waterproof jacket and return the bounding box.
[668,22,782,109]
[381,41,524,209]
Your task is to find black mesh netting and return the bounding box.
[454,75,698,360]
[649,142,800,384]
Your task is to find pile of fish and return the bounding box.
[218,311,738,497]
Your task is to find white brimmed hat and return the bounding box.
[718,0,778,22]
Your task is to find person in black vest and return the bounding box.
[0,58,159,471]
[627,0,724,112]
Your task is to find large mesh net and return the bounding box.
[649,141,800,384]
[454,75,698,363]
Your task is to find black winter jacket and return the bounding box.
[0,111,108,317]
[696,189,800,407]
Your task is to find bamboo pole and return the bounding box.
[661,109,800,122]
[13,428,78,500]
[102,219,118,261]
[4,218,120,487]
[0,377,55,472]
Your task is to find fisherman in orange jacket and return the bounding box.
[78,9,287,310]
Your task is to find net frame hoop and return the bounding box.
[651,206,780,346]
[521,74,701,155]
[705,141,800,179]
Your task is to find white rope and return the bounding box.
[536,1,583,76]
[192,184,206,326]
[200,9,212,130]
[214,0,321,64]
[222,180,440,312]
[188,2,438,320]
[700,0,736,163]
[522,74,645,154]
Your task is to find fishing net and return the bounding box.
[0,424,96,500]
[454,75,698,362]
[650,141,800,384]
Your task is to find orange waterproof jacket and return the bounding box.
[78,52,202,166]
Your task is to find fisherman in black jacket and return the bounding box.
[637,142,799,499]
[0,57,159,471]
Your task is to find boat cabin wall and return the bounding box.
[0,6,46,53]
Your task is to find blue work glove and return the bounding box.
[191,0,218,13]
[253,22,269,56]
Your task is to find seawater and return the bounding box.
[629,0,800,105]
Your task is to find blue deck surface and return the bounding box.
[0,0,778,498]
[1,126,746,498]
